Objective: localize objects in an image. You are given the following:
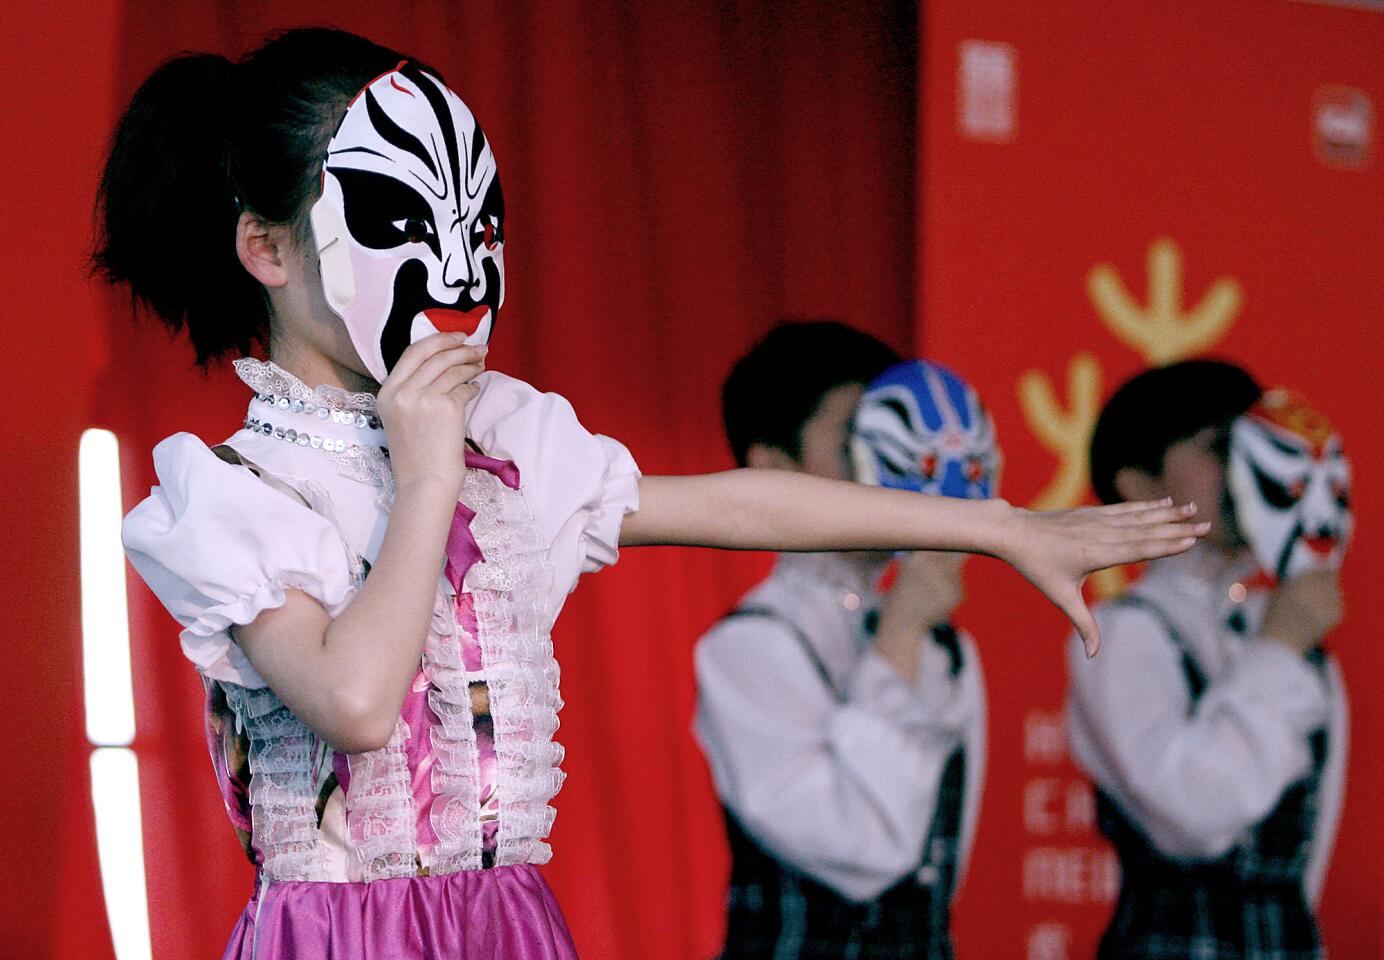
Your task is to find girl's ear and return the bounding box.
[1113,465,1162,504]
[745,443,802,472]
[236,211,291,288]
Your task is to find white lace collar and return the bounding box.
[233,358,393,495]
[233,357,379,414]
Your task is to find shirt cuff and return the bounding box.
[1228,640,1331,734]
[845,649,933,728]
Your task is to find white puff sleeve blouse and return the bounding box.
[465,370,641,618]
[123,361,642,687]
[122,432,358,689]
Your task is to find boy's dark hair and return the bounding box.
[1089,359,1262,504]
[722,321,902,467]
[94,28,439,366]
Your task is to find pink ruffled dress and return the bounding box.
[124,360,640,959]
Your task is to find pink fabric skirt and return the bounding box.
[222,864,578,960]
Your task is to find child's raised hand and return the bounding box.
[881,552,965,632]
[377,332,487,500]
[870,552,966,683]
[998,498,1208,659]
[1261,568,1344,657]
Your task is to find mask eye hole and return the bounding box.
[477,217,501,250]
[1251,461,1301,510]
[394,217,434,244]
[920,452,938,480]
[965,456,985,483]
[1331,479,1350,509]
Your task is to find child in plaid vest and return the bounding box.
[695,324,986,959]
[1066,361,1347,960]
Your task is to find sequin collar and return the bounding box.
[233,358,393,492]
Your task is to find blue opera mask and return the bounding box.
[851,359,1001,499]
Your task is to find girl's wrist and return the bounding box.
[394,473,463,506]
[968,497,1018,559]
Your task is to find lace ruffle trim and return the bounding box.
[329,444,396,500]
[465,468,563,867]
[423,587,484,874]
[233,357,379,413]
[229,684,331,882]
[222,464,563,881]
[343,721,418,881]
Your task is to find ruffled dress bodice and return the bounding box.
[124,360,640,883]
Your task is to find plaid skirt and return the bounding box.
[1097,867,1320,960]
[1097,788,1323,960]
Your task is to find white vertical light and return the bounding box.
[80,429,152,960]
[79,428,135,747]
[89,747,153,960]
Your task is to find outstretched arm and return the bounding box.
[621,470,1208,656]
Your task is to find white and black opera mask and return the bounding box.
[310,63,505,382]
[851,359,1001,500]
[1227,388,1352,582]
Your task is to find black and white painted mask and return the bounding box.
[310,62,505,382]
[1227,388,1352,582]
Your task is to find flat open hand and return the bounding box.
[998,498,1208,658]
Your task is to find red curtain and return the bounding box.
[6,2,916,957]
[3,4,124,958]
[916,2,1384,957]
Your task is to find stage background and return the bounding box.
[3,2,1380,959]
[917,2,1384,958]
[4,2,915,959]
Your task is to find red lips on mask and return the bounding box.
[1303,535,1338,558]
[424,306,488,336]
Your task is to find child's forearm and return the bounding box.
[622,471,1013,554]
[623,470,1205,657]
[322,478,458,713]
[235,477,458,753]
[869,614,924,684]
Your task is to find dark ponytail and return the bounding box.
[94,29,433,366]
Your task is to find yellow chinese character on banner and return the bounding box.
[1088,238,1241,366]
[1018,238,1242,598]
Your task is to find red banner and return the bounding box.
[919,3,1384,957]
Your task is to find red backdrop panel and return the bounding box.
[918,3,1384,958]
[8,2,916,958]
[0,4,122,957]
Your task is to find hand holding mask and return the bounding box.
[310,62,506,383]
[1227,388,1352,583]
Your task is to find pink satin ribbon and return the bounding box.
[443,452,518,863]
[444,452,522,592]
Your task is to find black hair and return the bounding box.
[1089,359,1262,504]
[722,320,902,467]
[93,28,437,366]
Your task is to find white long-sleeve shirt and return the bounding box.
[694,552,986,904]
[1065,548,1347,905]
